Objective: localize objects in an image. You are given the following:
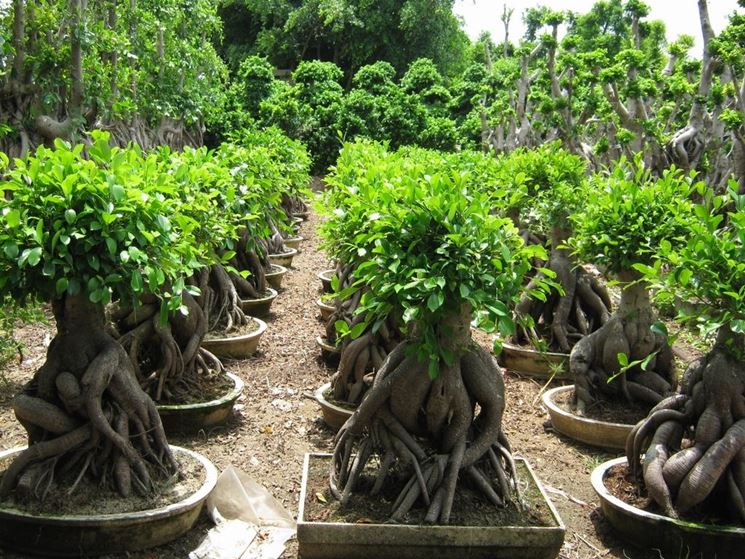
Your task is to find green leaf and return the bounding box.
[55,277,69,295]
[349,321,367,339]
[26,247,42,267]
[3,242,18,259]
[427,292,442,312]
[5,210,20,228]
[428,358,439,380]
[650,321,668,338]
[131,270,144,292]
[617,352,629,367]
[64,209,77,224]
[678,268,692,286]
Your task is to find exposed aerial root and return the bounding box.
[330,317,519,524]
[627,328,745,524]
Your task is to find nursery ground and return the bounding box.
[0,210,678,559]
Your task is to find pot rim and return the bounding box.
[314,382,354,415]
[316,335,340,353]
[241,287,278,304]
[268,247,298,258]
[0,446,217,524]
[266,264,288,276]
[157,371,243,411]
[204,316,268,344]
[592,456,745,535]
[542,385,633,430]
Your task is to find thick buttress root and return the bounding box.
[627,328,745,524]
[329,335,520,524]
[324,263,402,405]
[571,276,674,415]
[1,295,178,502]
[512,238,611,353]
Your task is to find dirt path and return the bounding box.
[0,208,661,559]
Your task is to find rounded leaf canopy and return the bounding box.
[319,141,545,369]
[0,132,204,310]
[570,156,696,275]
[643,185,745,336]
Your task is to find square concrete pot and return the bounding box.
[297,453,565,559]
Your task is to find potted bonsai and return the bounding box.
[500,143,612,377]
[542,158,695,449]
[0,134,217,555]
[298,141,564,558]
[593,184,745,555]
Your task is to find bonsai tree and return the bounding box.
[327,142,544,523]
[318,143,502,408]
[627,184,745,524]
[0,133,202,499]
[506,142,612,352]
[111,144,234,401]
[568,157,695,414]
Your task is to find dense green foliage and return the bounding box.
[0,133,204,313]
[638,185,745,338]
[571,157,696,275]
[319,141,545,375]
[217,0,469,79]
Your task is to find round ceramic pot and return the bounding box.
[315,382,354,431]
[316,335,341,367]
[283,236,304,251]
[265,264,288,290]
[0,446,217,557]
[201,317,267,359]
[157,371,244,434]
[316,298,335,322]
[542,385,633,450]
[239,287,278,318]
[268,248,298,268]
[317,269,335,294]
[498,341,570,380]
[592,457,745,558]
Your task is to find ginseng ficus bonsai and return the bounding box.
[0,133,204,500]
[325,141,546,523]
[626,184,745,524]
[568,157,696,414]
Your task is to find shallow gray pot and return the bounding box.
[202,317,267,359]
[317,269,335,294]
[268,248,298,268]
[157,372,243,434]
[542,385,632,450]
[498,342,569,380]
[239,287,278,318]
[316,298,335,321]
[316,336,340,367]
[0,446,217,557]
[283,236,304,251]
[265,264,288,290]
[592,457,745,558]
[314,382,353,431]
[298,453,565,559]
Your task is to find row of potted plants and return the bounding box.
[309,139,745,557]
[0,127,310,555]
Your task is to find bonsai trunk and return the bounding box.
[2,294,177,501]
[571,270,675,414]
[330,305,519,524]
[627,327,745,524]
[513,225,611,352]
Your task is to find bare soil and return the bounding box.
[0,208,703,559]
